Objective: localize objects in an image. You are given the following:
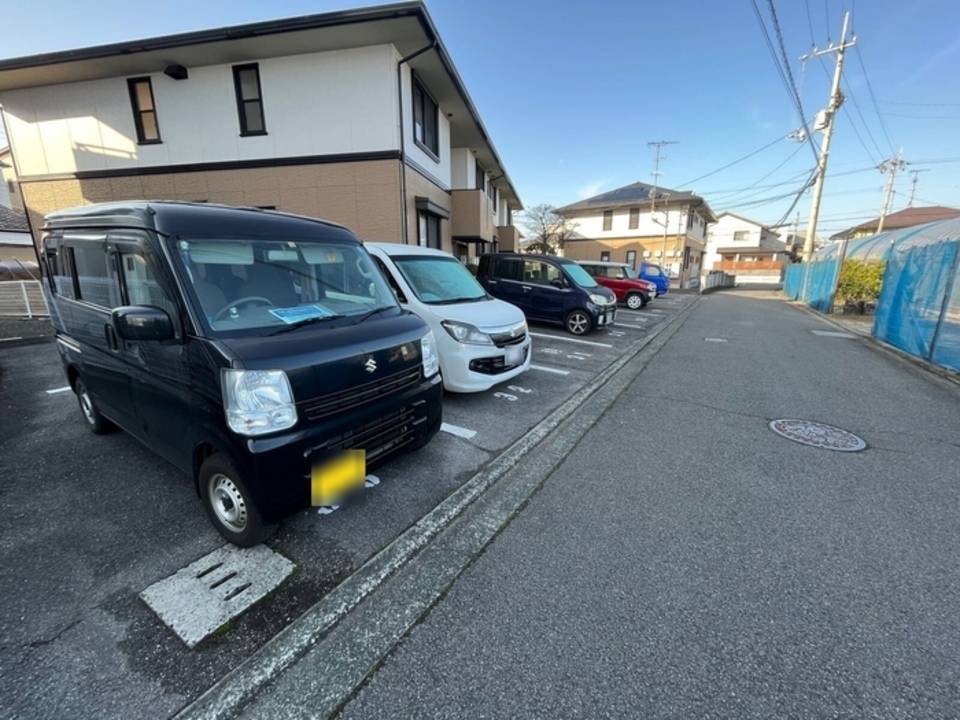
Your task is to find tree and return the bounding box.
[519,203,577,255]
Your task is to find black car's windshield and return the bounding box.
[559,260,599,288]
[173,237,397,335]
[392,255,488,305]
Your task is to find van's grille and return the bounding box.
[300,366,421,420]
[489,326,527,348]
[320,406,419,463]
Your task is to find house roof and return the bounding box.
[831,205,960,239]
[715,211,774,232]
[0,2,522,209]
[556,181,716,221]
[0,206,30,234]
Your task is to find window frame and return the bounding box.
[602,210,613,232]
[600,251,611,262]
[417,210,442,250]
[628,207,640,229]
[69,237,123,311]
[232,63,267,137]
[475,162,485,192]
[126,76,162,145]
[626,249,637,269]
[411,72,440,161]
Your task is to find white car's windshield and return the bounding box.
[392,255,488,305]
[175,237,396,334]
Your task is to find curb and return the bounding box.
[0,335,53,349]
[175,298,701,720]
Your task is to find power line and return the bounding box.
[883,112,960,120]
[704,144,807,198]
[882,100,960,107]
[853,44,896,155]
[676,134,786,187]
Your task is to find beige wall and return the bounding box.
[20,159,404,243]
[403,165,453,252]
[563,236,687,263]
[0,244,36,263]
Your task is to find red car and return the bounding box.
[577,261,657,310]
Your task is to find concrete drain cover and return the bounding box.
[141,544,295,647]
[769,418,866,452]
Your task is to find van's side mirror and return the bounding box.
[550,278,565,289]
[113,306,175,342]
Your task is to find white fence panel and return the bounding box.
[0,280,50,317]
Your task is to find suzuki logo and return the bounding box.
[364,357,377,373]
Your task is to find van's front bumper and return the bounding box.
[235,373,443,522]
[438,335,532,393]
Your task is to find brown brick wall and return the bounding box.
[20,159,404,243]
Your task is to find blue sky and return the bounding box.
[2,0,959,235]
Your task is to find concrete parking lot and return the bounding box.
[0,293,695,720]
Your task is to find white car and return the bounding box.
[365,243,531,393]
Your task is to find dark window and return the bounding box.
[120,253,178,319]
[127,77,161,144]
[417,210,442,249]
[46,246,76,299]
[506,206,513,225]
[412,74,439,158]
[372,256,407,303]
[522,260,561,286]
[233,64,266,136]
[475,162,485,192]
[72,242,121,309]
[626,250,637,269]
[602,210,613,232]
[493,257,522,281]
[629,207,640,229]
[600,251,611,262]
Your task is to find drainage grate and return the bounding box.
[140,544,295,648]
[768,418,866,452]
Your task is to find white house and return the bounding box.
[0,2,522,262]
[704,212,790,286]
[556,182,715,289]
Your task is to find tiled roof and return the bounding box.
[0,206,30,233]
[556,181,715,221]
[833,205,960,239]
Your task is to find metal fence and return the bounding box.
[701,271,735,292]
[0,280,49,318]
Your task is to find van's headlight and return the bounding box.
[589,293,611,306]
[441,320,494,346]
[221,369,297,436]
[420,331,440,378]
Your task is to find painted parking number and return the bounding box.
[494,392,518,402]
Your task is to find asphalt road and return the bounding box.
[0,295,693,720]
[336,292,960,719]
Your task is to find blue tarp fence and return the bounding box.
[785,218,960,373]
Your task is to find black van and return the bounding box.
[476,252,617,335]
[42,202,442,546]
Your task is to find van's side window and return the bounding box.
[522,260,560,286]
[494,257,522,281]
[72,243,122,309]
[121,253,178,319]
[47,246,77,299]
[372,257,407,304]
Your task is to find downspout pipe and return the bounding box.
[396,41,437,245]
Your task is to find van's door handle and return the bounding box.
[521,285,532,292]
[104,324,119,351]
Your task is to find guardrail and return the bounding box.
[0,280,49,318]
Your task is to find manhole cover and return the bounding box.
[768,419,866,452]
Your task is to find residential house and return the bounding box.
[0,2,521,264]
[556,182,715,288]
[0,205,33,263]
[0,146,24,211]
[830,205,960,241]
[704,211,790,285]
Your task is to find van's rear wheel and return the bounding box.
[566,309,592,335]
[626,293,646,310]
[74,378,113,434]
[199,454,275,547]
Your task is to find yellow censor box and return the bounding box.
[311,450,366,506]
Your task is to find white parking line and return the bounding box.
[45,386,72,395]
[529,332,613,348]
[613,322,649,331]
[616,310,650,318]
[0,336,23,343]
[530,364,571,376]
[440,422,478,440]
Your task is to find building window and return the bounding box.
[602,210,613,232]
[475,162,485,192]
[487,181,496,209]
[600,251,611,262]
[628,207,640,229]
[626,249,637,268]
[412,74,439,158]
[127,77,161,144]
[417,210,442,249]
[733,230,750,242]
[233,63,266,136]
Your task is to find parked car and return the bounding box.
[577,261,657,310]
[365,243,531,393]
[41,202,442,546]
[476,252,617,335]
[638,261,670,296]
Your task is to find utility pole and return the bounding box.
[800,11,856,265]
[876,150,906,234]
[647,140,677,278]
[906,167,929,208]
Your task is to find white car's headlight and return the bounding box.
[222,369,297,436]
[420,330,440,378]
[589,293,611,306]
[440,320,495,346]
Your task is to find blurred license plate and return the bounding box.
[504,346,524,367]
[311,450,366,506]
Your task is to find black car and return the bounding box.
[476,252,617,335]
[42,201,442,546]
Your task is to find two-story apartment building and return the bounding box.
[556,182,715,289]
[0,2,521,264]
[703,212,789,286]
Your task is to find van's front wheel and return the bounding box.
[566,309,593,335]
[75,378,113,434]
[199,455,275,547]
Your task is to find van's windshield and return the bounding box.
[174,237,397,335]
[391,255,488,305]
[558,259,599,288]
